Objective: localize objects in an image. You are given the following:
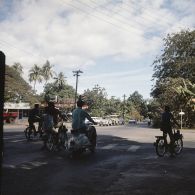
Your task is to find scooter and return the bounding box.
[65,124,97,157]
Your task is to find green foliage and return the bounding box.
[29,64,43,92]
[5,65,39,105]
[152,29,195,128]
[83,85,108,116]
[42,60,55,84]
[126,91,148,120]
[12,62,23,76]
[43,80,75,103]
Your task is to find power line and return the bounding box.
[59,0,142,35]
[76,0,144,33]
[89,0,172,28]
[121,0,173,26]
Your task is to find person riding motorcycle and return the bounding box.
[44,101,63,128]
[28,103,42,135]
[71,97,97,152]
[72,98,97,134]
[42,101,63,150]
[161,105,180,155]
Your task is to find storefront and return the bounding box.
[4,102,31,120]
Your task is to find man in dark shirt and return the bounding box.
[161,106,180,155]
[28,103,42,134]
[44,101,62,127]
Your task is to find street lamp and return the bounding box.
[73,69,83,108]
[179,109,185,129]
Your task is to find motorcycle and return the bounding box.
[65,124,97,157]
[42,113,97,156]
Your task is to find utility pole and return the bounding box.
[73,69,83,108]
[0,51,5,186]
[122,94,126,120]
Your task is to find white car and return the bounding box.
[99,117,112,126]
[91,117,102,125]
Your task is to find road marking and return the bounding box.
[127,145,140,152]
[100,144,118,149]
[4,135,23,140]
[11,139,27,143]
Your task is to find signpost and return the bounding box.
[179,109,185,129]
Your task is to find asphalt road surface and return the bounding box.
[1,123,195,195]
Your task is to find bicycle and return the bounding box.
[44,123,68,152]
[24,122,43,141]
[154,129,183,157]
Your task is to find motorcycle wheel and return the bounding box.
[59,131,68,150]
[174,138,183,155]
[155,138,166,157]
[24,126,34,141]
[46,133,55,151]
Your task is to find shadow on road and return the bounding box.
[2,131,195,195]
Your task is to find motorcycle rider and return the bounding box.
[72,97,97,138]
[28,103,42,135]
[161,105,180,155]
[42,101,63,150]
[44,101,63,127]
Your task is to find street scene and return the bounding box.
[2,123,195,195]
[0,1,195,195]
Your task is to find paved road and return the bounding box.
[1,124,195,195]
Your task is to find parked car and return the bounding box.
[129,119,137,124]
[109,115,120,125]
[119,117,125,125]
[99,117,112,126]
[91,117,102,125]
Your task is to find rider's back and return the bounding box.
[72,107,87,130]
[161,111,173,132]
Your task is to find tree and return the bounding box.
[5,65,39,105]
[43,79,75,104]
[152,29,195,127]
[153,30,195,82]
[127,91,148,119]
[83,84,108,116]
[42,60,55,85]
[28,64,43,93]
[12,62,23,76]
[54,72,67,91]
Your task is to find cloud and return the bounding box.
[0,0,194,98]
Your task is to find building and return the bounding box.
[4,102,31,120]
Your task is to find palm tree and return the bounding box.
[28,64,43,92]
[12,62,23,76]
[42,60,55,85]
[54,72,67,90]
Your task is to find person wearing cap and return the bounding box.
[72,98,97,134]
[28,103,42,135]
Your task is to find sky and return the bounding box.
[0,0,195,100]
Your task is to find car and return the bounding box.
[109,114,120,125]
[91,117,102,125]
[99,117,112,126]
[129,119,137,124]
[118,117,125,125]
